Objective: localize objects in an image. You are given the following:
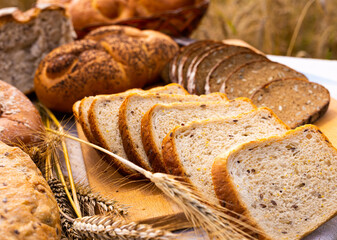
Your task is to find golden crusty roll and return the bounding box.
[0,141,61,239]
[37,0,196,33]
[34,25,179,112]
[0,80,44,147]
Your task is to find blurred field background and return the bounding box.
[2,0,336,59]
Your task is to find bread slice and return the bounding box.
[212,125,337,240]
[221,60,308,99]
[205,52,267,94]
[119,92,227,171]
[87,83,188,177]
[162,108,289,203]
[187,44,253,95]
[141,98,256,172]
[251,79,330,128]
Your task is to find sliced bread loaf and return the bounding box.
[221,60,308,99]
[251,79,330,128]
[87,83,188,177]
[205,52,267,94]
[161,108,289,203]
[212,125,337,240]
[119,92,227,171]
[141,98,256,172]
[187,44,253,95]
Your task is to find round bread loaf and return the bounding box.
[34,25,179,112]
[0,141,61,239]
[0,80,43,147]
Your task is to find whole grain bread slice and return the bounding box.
[221,60,308,99]
[119,92,227,171]
[187,44,254,95]
[212,125,337,240]
[251,79,330,128]
[205,52,267,94]
[141,98,256,172]
[161,108,289,203]
[87,83,188,177]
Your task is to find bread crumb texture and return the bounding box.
[224,125,337,240]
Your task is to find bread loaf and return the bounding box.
[0,80,44,147]
[0,4,74,94]
[0,141,61,239]
[212,125,337,240]
[162,108,289,203]
[119,92,227,171]
[37,0,197,34]
[34,25,179,112]
[141,98,256,172]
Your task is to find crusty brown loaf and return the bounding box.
[34,25,179,112]
[0,80,44,147]
[37,0,197,32]
[0,141,61,239]
[0,4,74,94]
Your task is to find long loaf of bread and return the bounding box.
[35,25,179,112]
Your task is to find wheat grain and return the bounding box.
[73,215,176,240]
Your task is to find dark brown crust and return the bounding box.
[34,26,178,112]
[141,105,167,173]
[88,96,143,179]
[78,97,98,144]
[251,79,330,128]
[0,4,67,24]
[0,80,44,147]
[161,127,193,185]
[118,94,153,171]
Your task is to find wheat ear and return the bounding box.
[75,182,128,216]
[48,128,261,239]
[73,215,176,240]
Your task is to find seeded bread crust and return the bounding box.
[221,60,308,99]
[0,142,61,239]
[204,52,267,94]
[141,98,256,172]
[119,92,227,171]
[211,125,337,240]
[251,79,330,128]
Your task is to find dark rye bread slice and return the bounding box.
[169,40,217,85]
[205,52,267,94]
[212,125,337,240]
[221,60,308,99]
[187,45,254,95]
[251,79,330,128]
[177,41,223,89]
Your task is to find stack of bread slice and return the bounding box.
[75,82,337,239]
[163,40,330,128]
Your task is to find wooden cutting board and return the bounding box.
[78,98,337,228]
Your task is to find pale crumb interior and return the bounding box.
[126,93,225,169]
[174,108,288,203]
[227,127,337,239]
[152,99,255,155]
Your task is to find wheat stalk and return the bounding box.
[75,182,128,216]
[47,128,261,239]
[72,215,176,240]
